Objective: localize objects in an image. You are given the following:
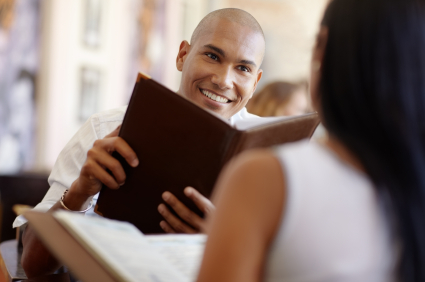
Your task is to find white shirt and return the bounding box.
[13,106,259,227]
[264,141,396,282]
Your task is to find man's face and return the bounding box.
[176,19,264,119]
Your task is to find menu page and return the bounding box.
[146,234,206,281]
[54,211,205,282]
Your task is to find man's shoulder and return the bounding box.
[231,107,261,124]
[90,106,128,124]
[86,106,127,139]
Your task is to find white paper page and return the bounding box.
[232,115,292,131]
[146,234,206,281]
[54,211,205,282]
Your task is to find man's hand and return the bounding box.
[158,187,215,233]
[22,125,139,278]
[64,125,139,211]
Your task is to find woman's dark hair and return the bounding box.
[320,0,425,280]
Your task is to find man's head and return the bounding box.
[176,8,265,119]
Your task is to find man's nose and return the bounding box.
[211,66,234,90]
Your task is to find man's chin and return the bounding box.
[196,98,233,118]
[199,101,235,119]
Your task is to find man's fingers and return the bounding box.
[81,158,121,189]
[184,187,215,215]
[157,203,197,234]
[162,192,205,230]
[159,221,176,233]
[93,137,139,168]
[87,146,126,186]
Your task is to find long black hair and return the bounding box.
[320,0,425,280]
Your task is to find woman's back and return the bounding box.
[265,141,396,282]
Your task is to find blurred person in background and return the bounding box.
[197,0,425,281]
[246,81,311,117]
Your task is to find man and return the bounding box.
[17,8,266,278]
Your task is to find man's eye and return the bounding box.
[206,53,218,61]
[238,66,250,72]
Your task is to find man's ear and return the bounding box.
[250,69,263,99]
[176,40,191,72]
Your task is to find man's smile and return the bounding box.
[199,88,233,104]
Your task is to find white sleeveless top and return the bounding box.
[264,141,397,282]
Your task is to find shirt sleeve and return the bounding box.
[13,115,101,228]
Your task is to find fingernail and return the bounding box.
[162,192,170,201]
[184,187,192,195]
[131,159,139,167]
[158,204,164,213]
[119,182,125,186]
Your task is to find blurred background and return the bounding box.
[0,0,327,175]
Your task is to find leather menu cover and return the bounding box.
[95,75,238,234]
[95,73,320,234]
[235,114,320,154]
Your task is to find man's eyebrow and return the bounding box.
[204,44,225,57]
[203,44,257,68]
[239,59,257,68]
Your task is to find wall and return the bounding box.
[35,0,137,170]
[217,0,328,87]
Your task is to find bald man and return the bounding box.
[18,8,265,278]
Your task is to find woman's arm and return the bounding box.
[197,149,286,282]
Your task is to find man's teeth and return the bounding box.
[201,90,229,103]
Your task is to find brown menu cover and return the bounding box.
[95,73,320,234]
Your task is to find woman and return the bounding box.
[197,0,425,281]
